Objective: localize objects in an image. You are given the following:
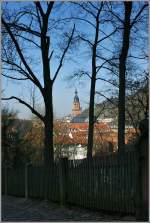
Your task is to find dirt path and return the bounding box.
[2,195,135,221]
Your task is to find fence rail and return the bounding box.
[2,151,138,214]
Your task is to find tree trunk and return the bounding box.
[44,84,54,166]
[118,2,132,154]
[87,8,100,159]
[43,85,54,200]
[87,76,96,159]
[44,121,54,165]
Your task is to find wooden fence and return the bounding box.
[2,151,138,214]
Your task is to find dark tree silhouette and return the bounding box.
[2,2,75,165]
[70,2,118,159]
[117,2,148,153]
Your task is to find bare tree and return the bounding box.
[70,2,118,159]
[2,2,75,165]
[110,2,148,153]
[117,2,133,154]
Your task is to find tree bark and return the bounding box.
[44,84,54,165]
[40,10,54,165]
[87,7,101,159]
[87,76,96,159]
[118,2,132,154]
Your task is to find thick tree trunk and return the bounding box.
[87,8,101,159]
[43,85,54,200]
[87,77,96,159]
[44,83,54,166]
[118,2,132,154]
[44,121,54,165]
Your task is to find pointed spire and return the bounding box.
[74,88,79,102]
[75,88,77,95]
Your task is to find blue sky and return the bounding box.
[2,1,148,119]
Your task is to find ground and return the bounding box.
[2,195,136,222]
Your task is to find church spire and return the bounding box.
[74,88,79,103]
[72,89,82,117]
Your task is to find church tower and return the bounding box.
[72,89,82,117]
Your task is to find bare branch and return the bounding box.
[131,3,148,27]
[14,10,38,23]
[2,96,44,121]
[106,3,124,24]
[6,22,41,37]
[97,28,117,44]
[2,18,44,95]
[73,70,91,79]
[96,77,118,88]
[88,2,99,11]
[72,2,96,18]
[2,73,29,81]
[128,55,147,60]
[35,4,42,30]
[2,59,35,82]
[95,91,117,106]
[34,2,44,17]
[78,34,93,46]
[52,24,75,83]
[96,55,119,68]
[14,34,40,48]
[46,2,54,17]
[70,17,96,28]
[95,103,106,121]
[49,50,54,61]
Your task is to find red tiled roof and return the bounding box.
[54,121,136,146]
[68,122,109,130]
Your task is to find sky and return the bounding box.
[2,1,148,119]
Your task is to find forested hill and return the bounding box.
[81,84,148,127]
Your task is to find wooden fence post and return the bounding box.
[25,163,29,199]
[136,118,148,221]
[4,164,8,195]
[59,157,68,206]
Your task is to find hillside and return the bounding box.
[79,84,148,129]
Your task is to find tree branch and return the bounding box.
[88,2,99,11]
[46,2,54,17]
[73,70,91,79]
[2,59,37,83]
[35,2,45,17]
[2,73,29,81]
[52,24,75,83]
[96,55,119,68]
[78,34,93,46]
[49,50,54,61]
[106,3,124,24]
[6,22,41,37]
[2,96,44,121]
[35,4,42,30]
[96,77,118,88]
[69,17,96,28]
[131,3,148,27]
[2,18,44,95]
[72,2,96,18]
[97,28,117,44]
[14,34,40,48]
[95,91,117,106]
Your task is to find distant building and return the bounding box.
[97,118,114,123]
[72,89,82,117]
